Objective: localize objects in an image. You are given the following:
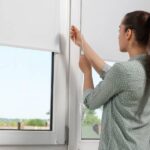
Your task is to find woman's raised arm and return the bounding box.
[70,25,109,74]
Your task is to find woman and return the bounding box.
[70,11,150,150]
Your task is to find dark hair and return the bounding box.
[123,11,150,47]
[122,11,150,85]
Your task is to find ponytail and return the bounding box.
[146,15,150,79]
[146,16,150,47]
[146,16,150,28]
[145,16,150,78]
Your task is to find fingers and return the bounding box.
[70,25,79,35]
[70,30,75,37]
[71,25,75,31]
[70,26,75,34]
[70,31,75,42]
[71,25,79,32]
[70,26,77,42]
[70,25,81,45]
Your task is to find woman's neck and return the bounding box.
[128,47,148,58]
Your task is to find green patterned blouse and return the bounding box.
[83,54,150,150]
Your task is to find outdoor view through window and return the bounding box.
[0,46,52,130]
[82,61,115,139]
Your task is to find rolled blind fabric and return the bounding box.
[0,0,60,52]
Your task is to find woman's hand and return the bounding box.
[70,26,106,75]
[80,55,94,90]
[79,55,92,74]
[70,25,84,47]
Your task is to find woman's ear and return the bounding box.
[126,29,132,41]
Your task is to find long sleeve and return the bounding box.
[98,63,112,79]
[83,63,128,110]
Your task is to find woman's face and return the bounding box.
[118,20,129,52]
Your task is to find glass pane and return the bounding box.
[0,46,52,130]
[82,61,115,139]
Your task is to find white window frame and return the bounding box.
[69,0,101,150]
[0,0,70,145]
[69,1,116,149]
[69,1,150,150]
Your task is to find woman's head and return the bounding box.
[119,10,150,52]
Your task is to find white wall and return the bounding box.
[82,0,150,62]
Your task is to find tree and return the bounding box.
[83,108,100,125]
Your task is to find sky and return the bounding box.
[0,46,51,119]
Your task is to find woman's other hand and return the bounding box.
[79,55,92,74]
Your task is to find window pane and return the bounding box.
[82,61,115,139]
[0,46,53,130]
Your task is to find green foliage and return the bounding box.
[84,109,95,115]
[9,121,17,127]
[0,121,17,127]
[83,108,100,125]
[0,122,6,126]
[83,114,100,125]
[24,119,46,127]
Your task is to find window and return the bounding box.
[0,0,69,145]
[0,45,67,145]
[81,61,115,140]
[0,46,53,131]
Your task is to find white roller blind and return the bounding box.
[0,0,60,52]
[82,0,150,62]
